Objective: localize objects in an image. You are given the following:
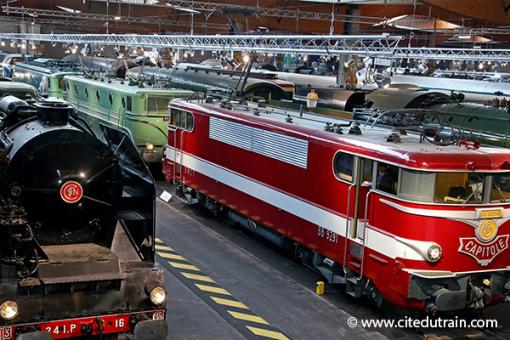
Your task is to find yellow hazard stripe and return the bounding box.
[246,326,289,340]
[168,261,200,271]
[158,253,186,261]
[181,272,215,283]
[228,311,269,325]
[155,238,164,244]
[210,297,249,310]
[155,244,175,252]
[195,284,231,295]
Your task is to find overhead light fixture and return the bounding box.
[56,6,81,14]
[172,6,201,14]
[114,16,121,21]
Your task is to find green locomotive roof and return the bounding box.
[64,75,194,96]
[15,59,83,76]
[434,102,510,136]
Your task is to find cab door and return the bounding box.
[166,108,183,182]
[343,157,373,274]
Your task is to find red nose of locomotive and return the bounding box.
[375,198,510,312]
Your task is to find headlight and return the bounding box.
[146,143,154,151]
[150,287,166,305]
[0,300,19,320]
[427,244,442,263]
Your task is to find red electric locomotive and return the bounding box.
[163,97,510,312]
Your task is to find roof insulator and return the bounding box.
[348,121,361,135]
[386,131,401,143]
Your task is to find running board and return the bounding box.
[316,265,346,284]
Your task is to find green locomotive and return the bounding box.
[12,58,82,98]
[64,75,194,164]
[367,88,510,148]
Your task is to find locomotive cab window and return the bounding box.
[186,111,195,131]
[126,96,132,111]
[398,169,435,202]
[491,173,510,202]
[376,162,399,195]
[169,108,194,132]
[435,172,484,204]
[148,96,171,115]
[333,152,354,182]
[361,158,374,185]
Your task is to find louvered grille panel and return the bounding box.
[209,116,308,168]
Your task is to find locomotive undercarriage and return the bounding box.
[409,270,510,312]
[177,185,384,308]
[179,183,510,313]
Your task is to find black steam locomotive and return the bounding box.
[0,96,167,339]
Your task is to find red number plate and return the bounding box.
[11,310,165,339]
[0,327,12,340]
[40,314,131,339]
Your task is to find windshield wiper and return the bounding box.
[495,185,508,203]
[463,183,483,204]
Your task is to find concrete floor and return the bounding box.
[155,186,510,340]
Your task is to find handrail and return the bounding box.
[358,190,374,280]
[343,183,356,274]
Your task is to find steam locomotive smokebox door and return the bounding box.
[37,243,123,284]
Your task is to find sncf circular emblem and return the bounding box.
[60,181,83,204]
[476,219,498,243]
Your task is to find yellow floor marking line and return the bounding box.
[156,238,286,337]
[195,284,232,295]
[181,272,216,283]
[246,326,290,340]
[210,297,249,310]
[228,311,269,325]
[155,244,175,252]
[168,261,200,271]
[158,252,186,261]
